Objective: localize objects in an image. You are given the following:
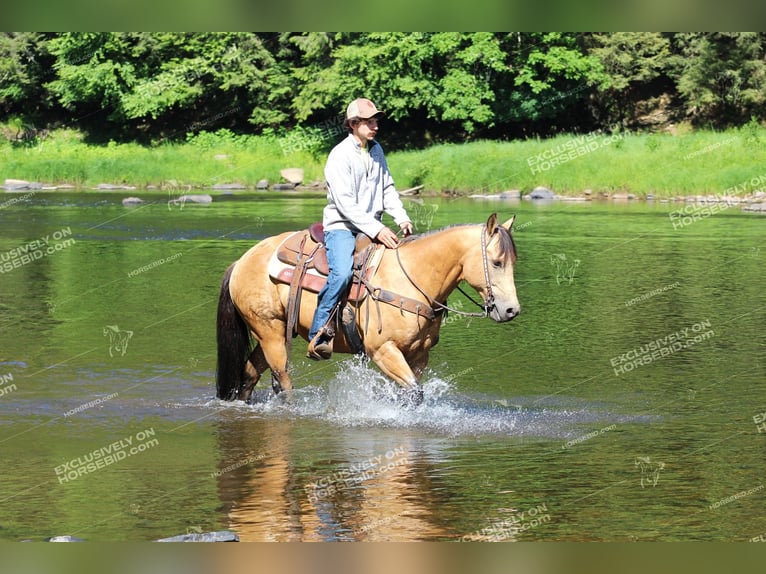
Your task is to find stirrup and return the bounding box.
[307,330,333,361]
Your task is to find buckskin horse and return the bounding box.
[215,213,520,403]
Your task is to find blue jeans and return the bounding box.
[309,229,356,341]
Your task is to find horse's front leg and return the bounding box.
[407,348,430,381]
[370,341,423,405]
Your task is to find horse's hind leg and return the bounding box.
[253,322,293,394]
[238,344,269,402]
[239,335,293,400]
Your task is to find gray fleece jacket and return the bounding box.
[322,134,410,238]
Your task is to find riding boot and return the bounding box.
[307,324,335,360]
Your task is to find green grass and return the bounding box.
[0,128,326,189]
[389,126,765,197]
[2,126,764,197]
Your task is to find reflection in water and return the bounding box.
[212,412,450,541]
[302,438,443,542]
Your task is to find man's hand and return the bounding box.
[375,226,400,249]
[399,221,414,237]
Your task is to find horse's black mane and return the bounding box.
[400,223,517,264]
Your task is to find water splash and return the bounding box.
[210,357,629,439]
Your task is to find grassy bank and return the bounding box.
[0,129,327,190]
[390,124,765,197]
[2,125,765,197]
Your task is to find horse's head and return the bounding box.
[463,213,520,322]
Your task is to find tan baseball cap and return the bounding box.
[346,98,385,120]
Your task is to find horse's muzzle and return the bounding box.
[490,303,520,322]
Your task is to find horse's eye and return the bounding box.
[492,260,503,269]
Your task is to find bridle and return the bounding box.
[395,224,500,319]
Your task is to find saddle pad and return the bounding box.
[276,231,329,275]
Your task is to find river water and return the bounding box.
[0,191,763,541]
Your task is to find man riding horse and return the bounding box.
[216,100,520,403]
[307,98,413,360]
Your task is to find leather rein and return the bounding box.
[394,225,498,320]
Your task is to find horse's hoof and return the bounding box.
[398,385,424,407]
[275,389,295,406]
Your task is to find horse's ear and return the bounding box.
[502,215,516,232]
[486,213,498,235]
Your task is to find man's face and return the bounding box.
[352,117,379,144]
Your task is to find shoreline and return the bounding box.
[2,126,764,205]
[3,179,765,213]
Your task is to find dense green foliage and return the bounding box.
[2,32,765,148]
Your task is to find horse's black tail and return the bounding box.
[216,262,251,400]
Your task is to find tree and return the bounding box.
[492,33,609,135]
[45,32,293,141]
[290,32,509,146]
[673,32,766,126]
[0,32,56,123]
[3,32,762,145]
[589,32,674,127]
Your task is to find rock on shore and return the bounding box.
[280,168,304,184]
[44,535,86,542]
[743,202,766,212]
[155,530,240,542]
[35,530,239,542]
[527,187,555,200]
[4,179,43,191]
[168,194,213,205]
[468,189,521,200]
[94,183,137,190]
[463,185,766,212]
[211,183,246,190]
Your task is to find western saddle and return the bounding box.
[273,223,376,301]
